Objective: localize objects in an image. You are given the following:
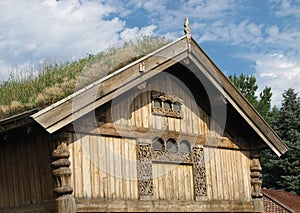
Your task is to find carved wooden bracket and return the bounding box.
[250,152,263,198]
[51,142,73,196]
[51,141,76,213]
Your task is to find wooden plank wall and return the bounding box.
[69,134,138,200]
[68,74,252,204]
[107,75,223,138]
[0,127,54,211]
[152,164,194,200]
[205,147,251,201]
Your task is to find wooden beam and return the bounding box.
[67,123,249,150]
[0,109,37,134]
[75,199,254,212]
[188,40,288,156]
[32,37,188,133]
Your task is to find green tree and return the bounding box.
[228,74,272,120]
[261,88,300,194]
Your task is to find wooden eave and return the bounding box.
[0,108,38,134]
[32,36,189,134]
[31,35,288,156]
[187,38,288,156]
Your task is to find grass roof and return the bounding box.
[0,36,170,120]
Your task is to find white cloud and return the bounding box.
[198,20,264,47]
[265,25,300,51]
[120,25,156,40]
[0,0,299,109]
[0,0,156,79]
[254,52,300,106]
[272,0,300,18]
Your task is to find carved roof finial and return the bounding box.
[184,17,191,41]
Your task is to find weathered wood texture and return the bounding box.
[68,134,138,200]
[204,147,251,201]
[189,38,288,156]
[66,74,252,212]
[76,199,254,212]
[152,164,194,200]
[0,126,55,213]
[68,136,251,203]
[33,37,188,134]
[98,74,225,139]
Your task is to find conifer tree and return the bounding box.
[261,88,300,194]
[228,74,300,194]
[228,74,272,119]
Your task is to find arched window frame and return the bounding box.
[179,140,191,153]
[151,91,183,118]
[166,138,178,152]
[152,137,165,151]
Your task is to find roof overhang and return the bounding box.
[30,35,288,156]
[0,109,38,134]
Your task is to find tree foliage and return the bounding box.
[228,74,272,120]
[261,89,300,194]
[229,74,300,195]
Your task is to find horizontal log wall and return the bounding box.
[68,134,138,200]
[0,127,55,212]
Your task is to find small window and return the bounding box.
[179,140,191,153]
[166,138,177,152]
[152,137,164,150]
[154,98,162,108]
[164,100,172,110]
[173,101,181,111]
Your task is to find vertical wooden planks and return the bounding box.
[205,147,252,202]
[69,135,139,200]
[0,143,4,207]
[74,136,83,198]
[68,135,75,197]
[0,129,55,209]
[26,133,37,205]
[209,147,218,200]
[220,149,229,200]
[225,147,234,200]
[152,164,158,199]
[241,151,251,201]
[152,164,194,201]
[35,134,44,204]
[91,136,99,198]
[2,144,9,207]
[142,92,150,128]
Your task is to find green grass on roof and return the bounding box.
[0,36,171,119]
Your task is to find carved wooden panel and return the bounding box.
[137,142,153,200]
[152,150,192,163]
[151,91,183,118]
[192,145,207,201]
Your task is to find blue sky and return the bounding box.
[0,0,300,106]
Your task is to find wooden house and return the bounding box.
[0,19,288,213]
